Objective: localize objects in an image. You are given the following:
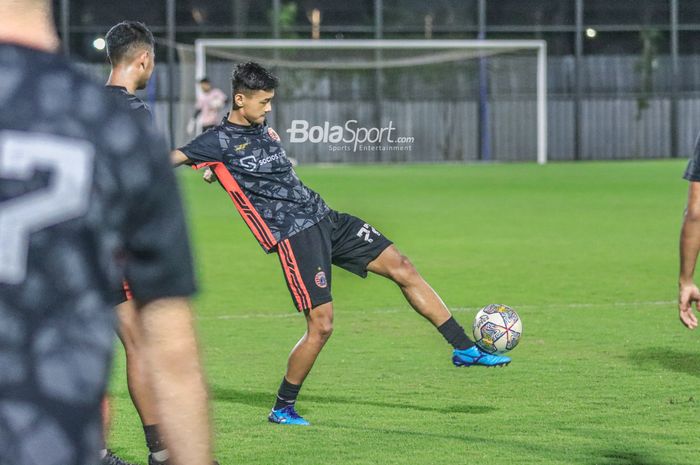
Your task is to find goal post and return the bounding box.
[193,39,548,164]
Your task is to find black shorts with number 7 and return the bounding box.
[275,210,393,312]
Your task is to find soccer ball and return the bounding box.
[472,304,522,354]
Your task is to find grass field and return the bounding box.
[108,160,700,465]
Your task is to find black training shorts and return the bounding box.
[275,210,393,311]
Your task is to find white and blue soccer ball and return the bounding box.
[472,304,522,354]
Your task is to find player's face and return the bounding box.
[239,89,274,125]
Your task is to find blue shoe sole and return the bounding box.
[452,355,510,368]
[268,415,310,426]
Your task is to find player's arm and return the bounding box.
[172,131,222,169]
[136,297,212,465]
[679,181,700,329]
[171,149,191,167]
[171,148,216,183]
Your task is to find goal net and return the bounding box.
[191,39,547,164]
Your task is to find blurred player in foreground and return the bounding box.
[172,62,511,426]
[0,2,213,464]
[679,137,700,329]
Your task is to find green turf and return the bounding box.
[108,160,700,465]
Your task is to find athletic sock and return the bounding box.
[273,377,302,411]
[437,316,474,350]
[144,424,168,462]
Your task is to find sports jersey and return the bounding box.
[0,44,196,465]
[105,85,153,124]
[179,117,330,251]
[105,85,153,304]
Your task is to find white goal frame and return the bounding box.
[194,39,548,164]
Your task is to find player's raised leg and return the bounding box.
[366,245,510,367]
[269,302,334,425]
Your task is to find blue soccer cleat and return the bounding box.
[268,405,310,425]
[452,345,511,367]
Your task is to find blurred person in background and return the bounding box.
[195,77,227,133]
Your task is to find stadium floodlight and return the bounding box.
[193,39,547,164]
[93,37,106,51]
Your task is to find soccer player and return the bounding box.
[171,62,511,426]
[101,20,170,465]
[679,138,700,329]
[0,1,213,465]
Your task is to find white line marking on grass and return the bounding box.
[196,300,675,321]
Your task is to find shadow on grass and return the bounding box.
[627,347,700,378]
[210,386,493,415]
[597,450,666,465]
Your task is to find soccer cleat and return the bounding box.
[268,405,310,425]
[102,450,139,465]
[452,345,511,367]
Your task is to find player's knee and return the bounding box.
[309,314,334,341]
[391,254,420,285]
[314,320,334,341]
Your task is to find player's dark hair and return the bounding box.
[105,21,155,65]
[199,77,210,84]
[231,62,278,99]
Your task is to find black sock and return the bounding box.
[273,377,302,411]
[437,316,474,350]
[143,424,166,454]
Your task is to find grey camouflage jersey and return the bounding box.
[0,44,196,465]
[105,85,153,125]
[179,118,330,251]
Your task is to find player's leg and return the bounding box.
[99,287,139,465]
[269,302,334,426]
[366,245,451,326]
[284,303,334,386]
[366,244,510,367]
[328,212,509,367]
[115,296,169,464]
[270,226,334,425]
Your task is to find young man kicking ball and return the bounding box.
[171,62,510,426]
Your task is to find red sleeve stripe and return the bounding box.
[277,239,312,311]
[194,162,277,251]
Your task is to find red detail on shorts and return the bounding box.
[192,162,277,251]
[277,239,312,311]
[122,279,133,301]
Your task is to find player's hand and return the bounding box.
[678,282,700,329]
[202,168,217,184]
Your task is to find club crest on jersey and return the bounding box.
[314,271,327,288]
[268,127,281,141]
